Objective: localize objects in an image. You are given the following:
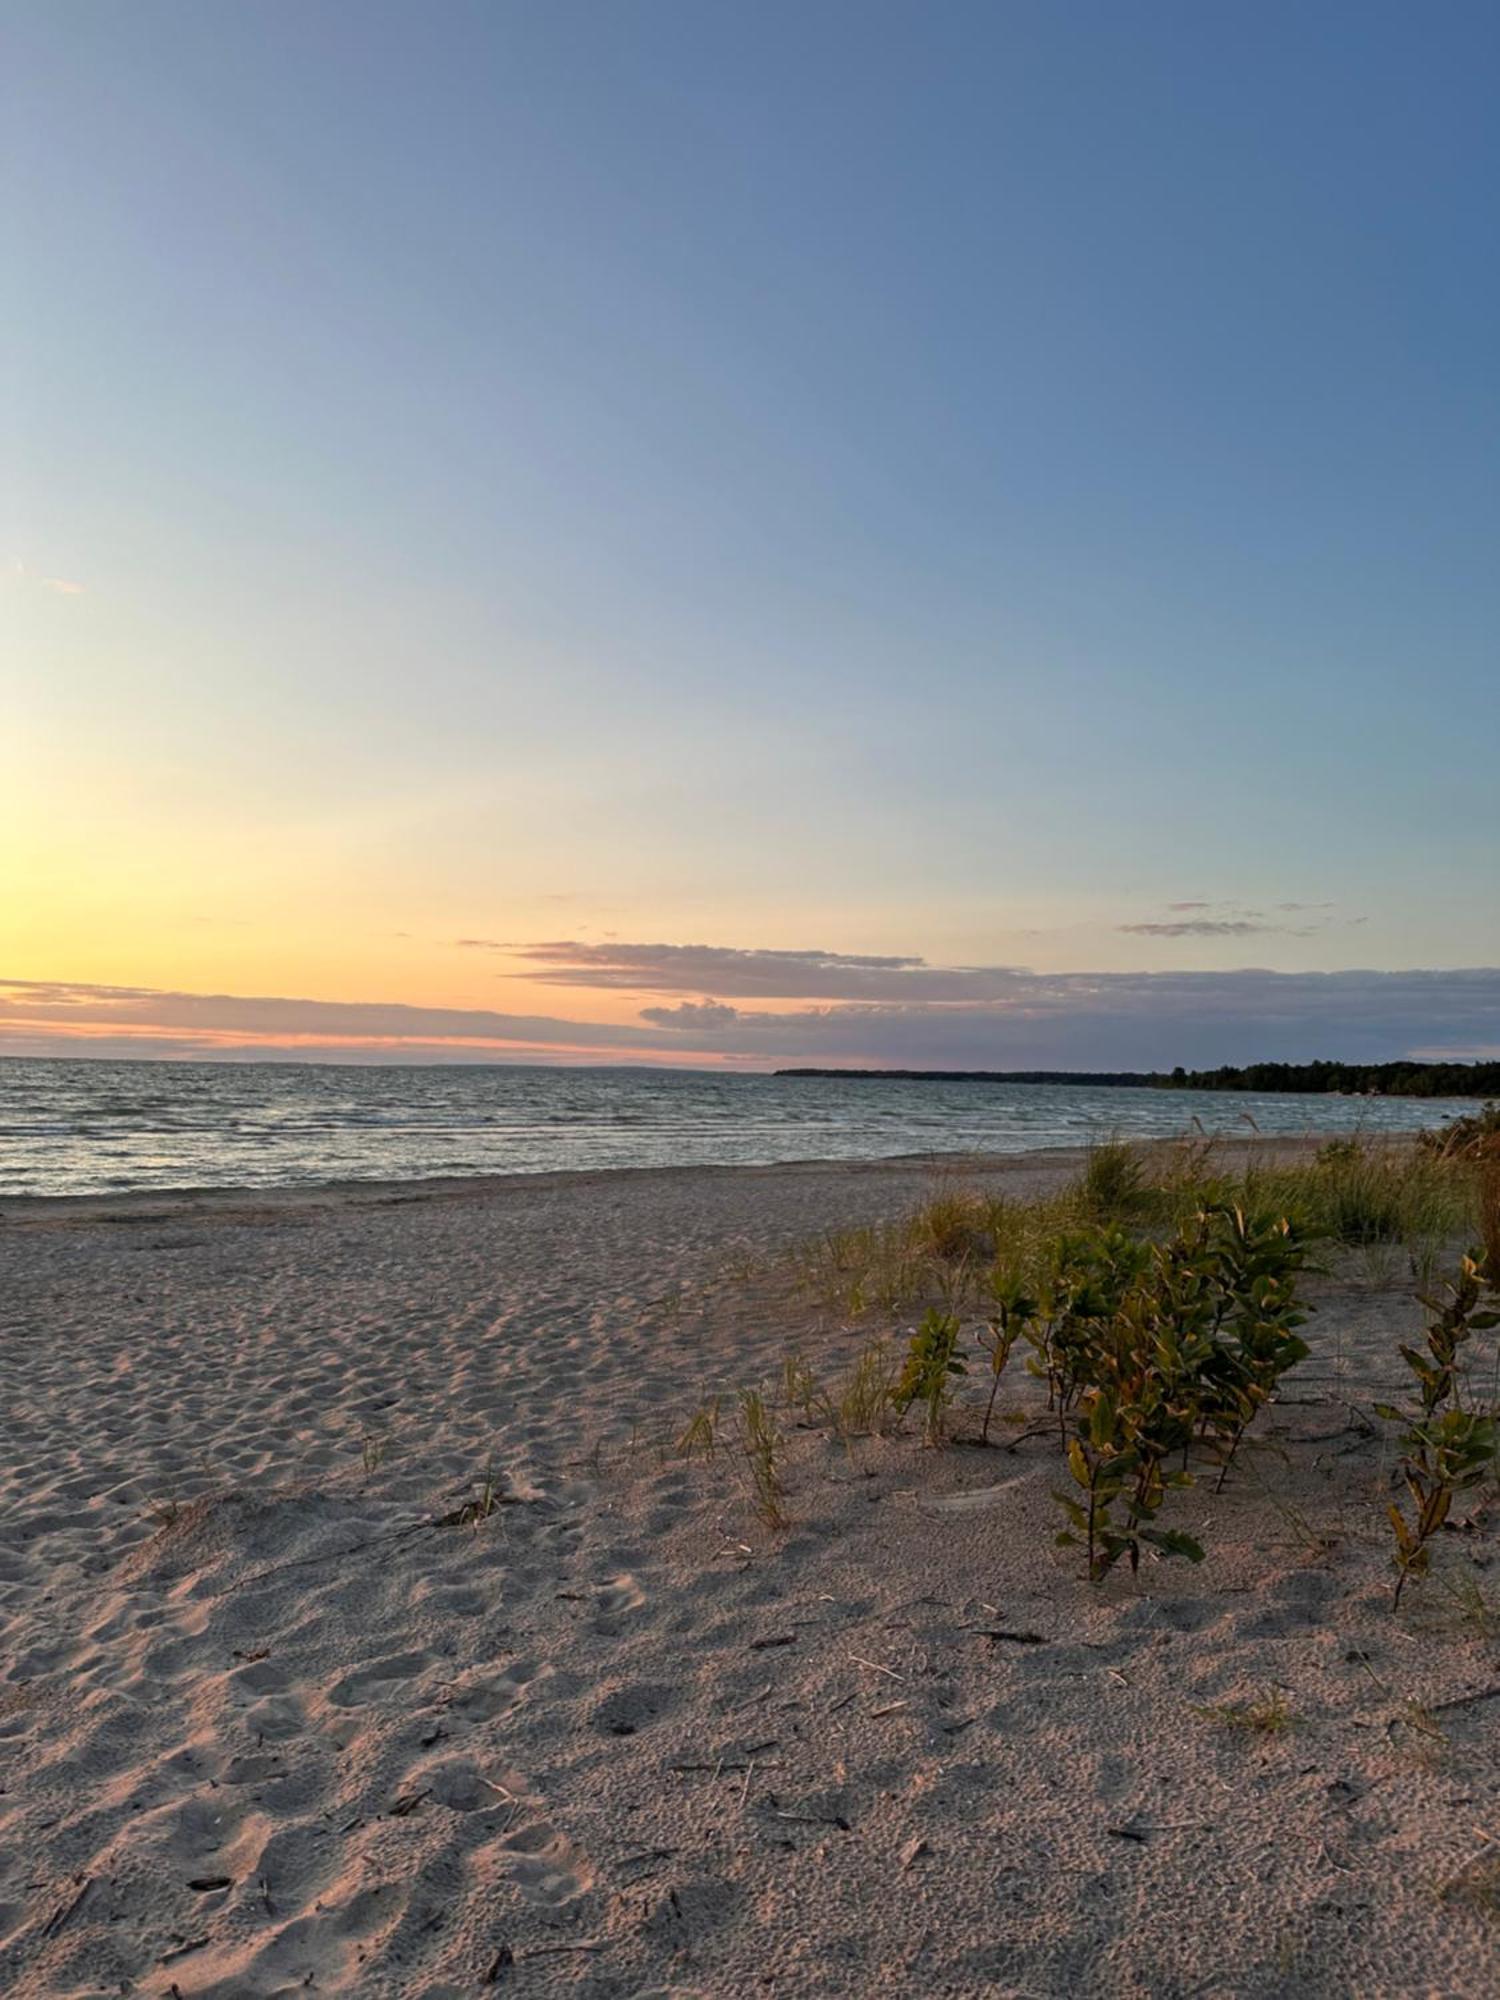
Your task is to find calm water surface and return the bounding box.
[0,1059,1482,1199]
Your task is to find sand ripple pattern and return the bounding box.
[2,1155,1499,1995]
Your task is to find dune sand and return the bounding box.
[2,1150,1498,1997]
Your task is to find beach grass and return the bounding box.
[793,1135,1482,1321]
[760,1135,1500,1598]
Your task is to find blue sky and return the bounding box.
[6,2,1498,1065]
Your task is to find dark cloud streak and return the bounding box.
[1119,920,1281,938]
[3,965,1497,1069]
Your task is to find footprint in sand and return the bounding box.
[243,1692,307,1741]
[494,1820,594,1907]
[593,1572,647,1618]
[325,1651,432,1708]
[226,1656,292,1698]
[590,1681,676,1737]
[421,1757,514,1812]
[444,1657,551,1723]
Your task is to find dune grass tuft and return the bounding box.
[795,1137,1481,1325]
[1077,1138,1151,1221]
[1193,1689,1298,1734]
[738,1389,787,1530]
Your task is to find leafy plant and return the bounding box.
[1199,1205,1313,1485]
[1385,1408,1497,1609]
[1050,1205,1312,1577]
[895,1307,967,1446]
[1027,1224,1150,1427]
[1056,1356,1204,1580]
[1376,1254,1500,1607]
[979,1267,1037,1443]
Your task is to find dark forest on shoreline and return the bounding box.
[776,1060,1500,1100]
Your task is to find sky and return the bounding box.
[5,1,1498,1069]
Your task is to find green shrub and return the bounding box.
[1376,1253,1499,1607]
[1051,1205,1312,1578]
[978,1266,1038,1442]
[895,1307,967,1446]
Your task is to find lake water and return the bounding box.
[0,1057,1480,1199]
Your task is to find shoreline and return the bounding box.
[0,1132,1343,1227]
[0,1144,1089,1219]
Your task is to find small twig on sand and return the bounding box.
[1430,1684,1500,1716]
[617,1847,679,1872]
[159,1936,212,1965]
[1004,1423,1060,1451]
[669,1759,778,1775]
[1107,1818,1215,1843]
[849,1656,903,1680]
[238,1520,434,1590]
[40,1877,92,1939]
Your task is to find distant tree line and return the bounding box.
[776,1061,1500,1099]
[1152,1059,1500,1099]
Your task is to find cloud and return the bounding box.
[1120,899,1349,939]
[640,1000,742,1030]
[0,977,669,1061]
[5,965,1499,1071]
[514,940,1014,1002]
[6,561,85,595]
[1118,920,1280,938]
[621,967,1500,1071]
[511,915,1357,1000]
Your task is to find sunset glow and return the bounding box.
[7,4,1498,1069]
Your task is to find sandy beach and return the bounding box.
[3,1148,1498,1998]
